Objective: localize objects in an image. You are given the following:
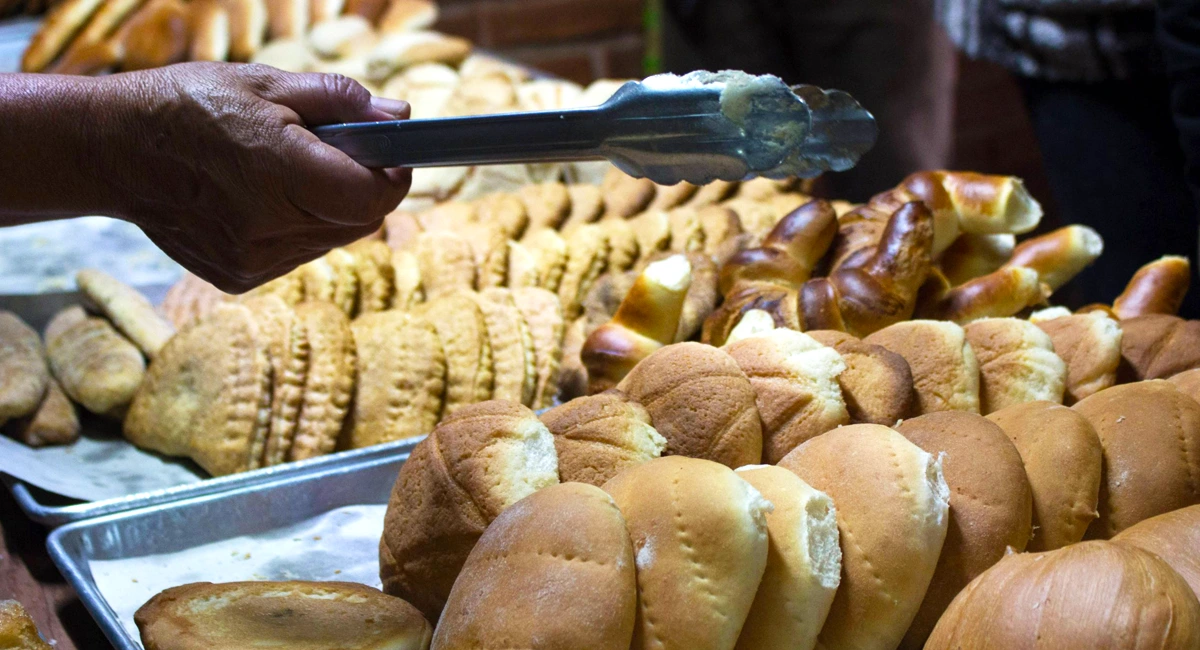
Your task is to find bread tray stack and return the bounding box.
[47,450,411,649]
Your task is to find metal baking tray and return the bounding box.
[3,435,421,526]
[47,449,409,650]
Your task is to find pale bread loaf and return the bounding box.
[1033,311,1122,404]
[806,329,915,425]
[963,317,1066,414]
[433,483,637,650]
[724,328,849,463]
[1169,367,1200,405]
[864,320,980,414]
[603,456,771,650]
[539,390,665,487]
[894,411,1033,649]
[1113,504,1200,599]
[986,401,1102,550]
[734,465,840,650]
[379,401,559,620]
[778,424,950,650]
[1073,380,1200,538]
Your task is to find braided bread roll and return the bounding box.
[718,200,837,294]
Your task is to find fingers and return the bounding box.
[253,67,409,126]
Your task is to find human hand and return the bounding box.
[91,62,411,293]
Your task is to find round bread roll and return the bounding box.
[778,424,950,650]
[724,329,849,463]
[1033,311,1122,404]
[602,456,771,650]
[864,320,980,414]
[734,465,840,650]
[539,390,666,486]
[1168,368,1200,405]
[1073,380,1200,538]
[926,541,1200,650]
[616,342,763,468]
[806,329,915,425]
[1118,314,1200,381]
[962,317,1066,414]
[986,401,1102,550]
[894,411,1033,649]
[379,400,559,620]
[1113,504,1200,599]
[135,581,431,650]
[433,482,637,650]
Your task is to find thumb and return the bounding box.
[257,70,410,126]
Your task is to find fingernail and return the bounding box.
[370,96,409,116]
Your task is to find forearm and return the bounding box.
[0,73,124,224]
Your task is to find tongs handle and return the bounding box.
[312,107,608,168]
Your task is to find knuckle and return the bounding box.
[321,73,366,104]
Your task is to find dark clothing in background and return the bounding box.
[665,0,957,202]
[1160,0,1200,240]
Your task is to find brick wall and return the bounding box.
[436,0,647,84]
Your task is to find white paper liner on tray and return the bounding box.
[91,503,387,640]
[0,432,203,501]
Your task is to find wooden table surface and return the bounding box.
[0,486,112,649]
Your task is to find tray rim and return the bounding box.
[46,448,412,650]
[4,434,425,526]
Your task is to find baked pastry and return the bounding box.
[521,227,568,292]
[125,303,270,476]
[346,239,395,315]
[936,233,1015,286]
[462,224,510,289]
[600,168,656,219]
[778,424,950,650]
[1001,224,1103,292]
[518,182,570,231]
[46,311,145,418]
[1113,255,1191,319]
[986,401,1103,551]
[600,218,639,272]
[724,328,849,463]
[805,330,915,425]
[390,249,424,309]
[378,0,437,32]
[511,287,564,409]
[366,30,471,81]
[1031,310,1122,404]
[135,581,431,650]
[21,0,105,71]
[475,288,535,406]
[1073,380,1200,538]
[345,310,444,449]
[718,200,838,294]
[1113,504,1200,599]
[563,183,605,228]
[703,281,801,347]
[963,317,1066,414]
[894,411,1033,649]
[800,202,935,337]
[734,465,840,650]
[288,301,354,461]
[307,15,370,58]
[556,316,589,401]
[1168,367,1200,405]
[77,268,174,357]
[415,231,476,299]
[223,0,269,61]
[649,181,698,210]
[418,291,493,414]
[379,400,559,620]
[617,342,763,468]
[603,456,771,650]
[0,600,52,650]
[3,377,78,447]
[1118,314,1200,381]
[120,0,190,71]
[0,311,49,425]
[916,265,1043,323]
[666,206,704,253]
[925,541,1200,650]
[188,0,230,61]
[539,390,665,486]
[49,0,146,73]
[864,320,980,414]
[434,483,637,650]
[558,223,611,320]
[582,255,692,394]
[698,205,744,256]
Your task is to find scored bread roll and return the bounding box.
[539,390,665,487]
[963,317,1066,414]
[379,401,559,621]
[986,401,1103,551]
[135,581,431,650]
[617,342,763,468]
[1032,310,1122,404]
[734,465,840,650]
[778,424,950,650]
[434,483,636,650]
[1113,504,1200,599]
[926,541,1200,650]
[724,328,849,463]
[1118,314,1200,382]
[864,320,980,414]
[603,457,771,650]
[1073,380,1200,538]
[894,411,1033,649]
[806,329,915,425]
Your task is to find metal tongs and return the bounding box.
[313,71,878,186]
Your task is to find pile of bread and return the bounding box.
[0,269,174,447]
